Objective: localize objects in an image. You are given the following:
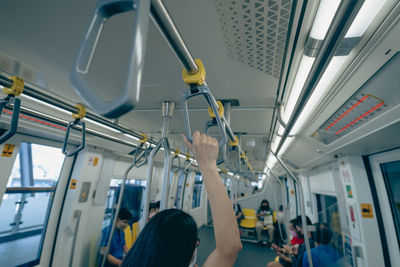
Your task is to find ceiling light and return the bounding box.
[309,0,341,40]
[283,55,315,123]
[291,56,347,134]
[345,0,387,38]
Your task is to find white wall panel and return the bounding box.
[307,164,336,196]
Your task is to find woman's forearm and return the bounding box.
[200,166,242,255]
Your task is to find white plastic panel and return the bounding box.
[307,164,336,196]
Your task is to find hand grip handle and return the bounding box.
[71,0,150,118]
[182,85,228,148]
[62,120,86,157]
[0,96,21,144]
[205,119,226,165]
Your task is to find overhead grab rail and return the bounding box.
[0,73,160,147]
[130,134,152,167]
[0,76,23,144]
[274,0,364,155]
[271,151,314,267]
[62,104,86,157]
[71,0,151,118]
[149,0,255,177]
[139,101,174,230]
[0,73,201,170]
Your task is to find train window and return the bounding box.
[316,194,338,224]
[0,142,64,267]
[103,179,144,226]
[192,173,203,209]
[316,202,346,265]
[380,160,400,245]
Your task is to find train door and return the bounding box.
[0,134,68,267]
[368,148,400,265]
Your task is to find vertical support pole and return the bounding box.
[101,162,136,267]
[271,152,314,267]
[159,102,174,211]
[268,168,289,244]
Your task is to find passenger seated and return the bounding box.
[121,132,242,267]
[256,199,274,245]
[99,208,132,267]
[148,200,160,220]
[267,216,314,267]
[302,224,339,267]
[233,200,244,225]
[289,218,304,246]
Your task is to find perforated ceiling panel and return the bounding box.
[215,0,293,78]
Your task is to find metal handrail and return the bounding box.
[275,0,364,154]
[101,151,140,267]
[149,0,254,177]
[139,102,174,230]
[5,187,56,194]
[0,73,200,168]
[0,73,159,147]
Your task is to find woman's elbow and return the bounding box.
[228,240,243,256]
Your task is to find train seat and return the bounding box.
[124,222,139,249]
[240,208,257,228]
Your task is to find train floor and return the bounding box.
[197,226,276,267]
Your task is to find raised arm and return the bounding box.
[184,132,242,267]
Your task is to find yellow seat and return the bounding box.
[239,208,257,228]
[124,222,139,249]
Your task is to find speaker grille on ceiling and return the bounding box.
[215,0,293,78]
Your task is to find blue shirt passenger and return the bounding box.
[99,208,132,266]
[302,244,340,267]
[302,225,340,267]
[100,227,126,261]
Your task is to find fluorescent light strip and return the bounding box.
[291,56,347,134]
[345,0,387,38]
[283,55,315,123]
[309,0,341,39]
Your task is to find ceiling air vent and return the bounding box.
[215,0,293,78]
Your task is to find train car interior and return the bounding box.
[0,0,399,266]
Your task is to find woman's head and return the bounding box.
[122,209,198,267]
[260,199,270,210]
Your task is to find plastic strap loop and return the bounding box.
[70,0,151,118]
[0,96,21,144]
[171,153,181,173]
[205,118,226,165]
[62,119,86,157]
[182,84,228,148]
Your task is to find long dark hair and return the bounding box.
[259,199,270,211]
[122,209,197,267]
